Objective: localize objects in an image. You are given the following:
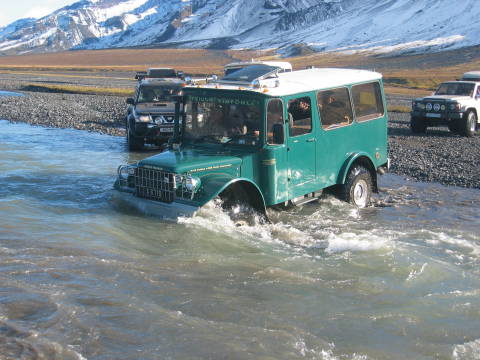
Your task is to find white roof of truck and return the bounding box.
[192,68,382,97]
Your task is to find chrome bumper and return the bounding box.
[112,189,199,219]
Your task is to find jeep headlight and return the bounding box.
[136,114,151,122]
[117,165,136,187]
[449,103,461,111]
[413,101,425,110]
[185,175,201,192]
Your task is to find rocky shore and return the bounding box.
[0,87,479,189]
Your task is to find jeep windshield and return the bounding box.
[183,95,262,146]
[137,85,183,103]
[435,82,475,96]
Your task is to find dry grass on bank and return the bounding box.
[1,47,479,97]
[22,83,134,96]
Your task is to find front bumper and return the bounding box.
[411,110,463,124]
[133,122,174,142]
[112,189,199,219]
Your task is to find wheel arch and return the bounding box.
[216,178,267,215]
[466,107,477,117]
[338,153,378,192]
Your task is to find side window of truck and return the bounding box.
[351,82,385,122]
[267,99,284,145]
[287,96,312,136]
[317,88,353,129]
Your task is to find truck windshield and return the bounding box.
[137,85,182,103]
[183,96,262,146]
[435,83,475,96]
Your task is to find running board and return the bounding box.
[290,191,323,206]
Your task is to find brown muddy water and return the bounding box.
[0,120,479,360]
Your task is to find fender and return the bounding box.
[196,174,266,212]
[337,152,376,185]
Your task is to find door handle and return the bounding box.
[306,138,316,142]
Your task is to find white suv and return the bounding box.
[410,73,480,137]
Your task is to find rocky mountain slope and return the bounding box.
[1,0,479,56]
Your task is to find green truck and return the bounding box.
[114,65,389,219]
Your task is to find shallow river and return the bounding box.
[0,120,479,360]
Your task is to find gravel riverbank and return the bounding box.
[0,88,479,189]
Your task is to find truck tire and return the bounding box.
[411,116,427,133]
[459,111,476,137]
[339,165,372,208]
[127,128,144,151]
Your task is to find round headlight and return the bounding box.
[426,103,432,111]
[185,175,201,192]
[440,105,446,111]
[137,115,151,122]
[118,165,130,180]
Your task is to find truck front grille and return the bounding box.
[135,167,175,203]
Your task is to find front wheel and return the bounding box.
[127,128,144,151]
[459,111,476,137]
[339,165,373,208]
[410,116,427,133]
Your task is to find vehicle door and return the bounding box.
[286,95,316,198]
[316,87,355,186]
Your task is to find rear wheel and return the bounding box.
[459,111,476,137]
[340,165,373,208]
[411,116,427,133]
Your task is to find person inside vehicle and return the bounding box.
[288,98,311,120]
[319,90,350,126]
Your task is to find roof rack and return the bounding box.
[135,68,184,81]
[218,64,282,88]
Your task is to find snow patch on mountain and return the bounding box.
[0,0,479,56]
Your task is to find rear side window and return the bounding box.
[317,88,353,129]
[287,96,312,136]
[351,82,385,122]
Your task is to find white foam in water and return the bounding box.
[179,199,394,255]
[324,231,393,254]
[452,338,480,360]
[420,230,480,256]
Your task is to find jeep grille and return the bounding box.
[135,167,175,203]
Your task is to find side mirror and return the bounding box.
[272,123,284,145]
[126,98,135,105]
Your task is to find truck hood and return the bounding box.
[138,147,245,174]
[417,95,471,102]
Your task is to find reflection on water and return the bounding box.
[0,120,479,359]
[0,90,24,97]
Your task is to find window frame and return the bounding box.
[316,86,354,131]
[351,81,385,123]
[287,95,313,137]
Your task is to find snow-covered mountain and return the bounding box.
[1,0,479,56]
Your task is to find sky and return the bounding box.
[0,0,75,27]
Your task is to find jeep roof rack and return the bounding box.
[135,68,184,81]
[219,64,282,85]
[461,71,480,82]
